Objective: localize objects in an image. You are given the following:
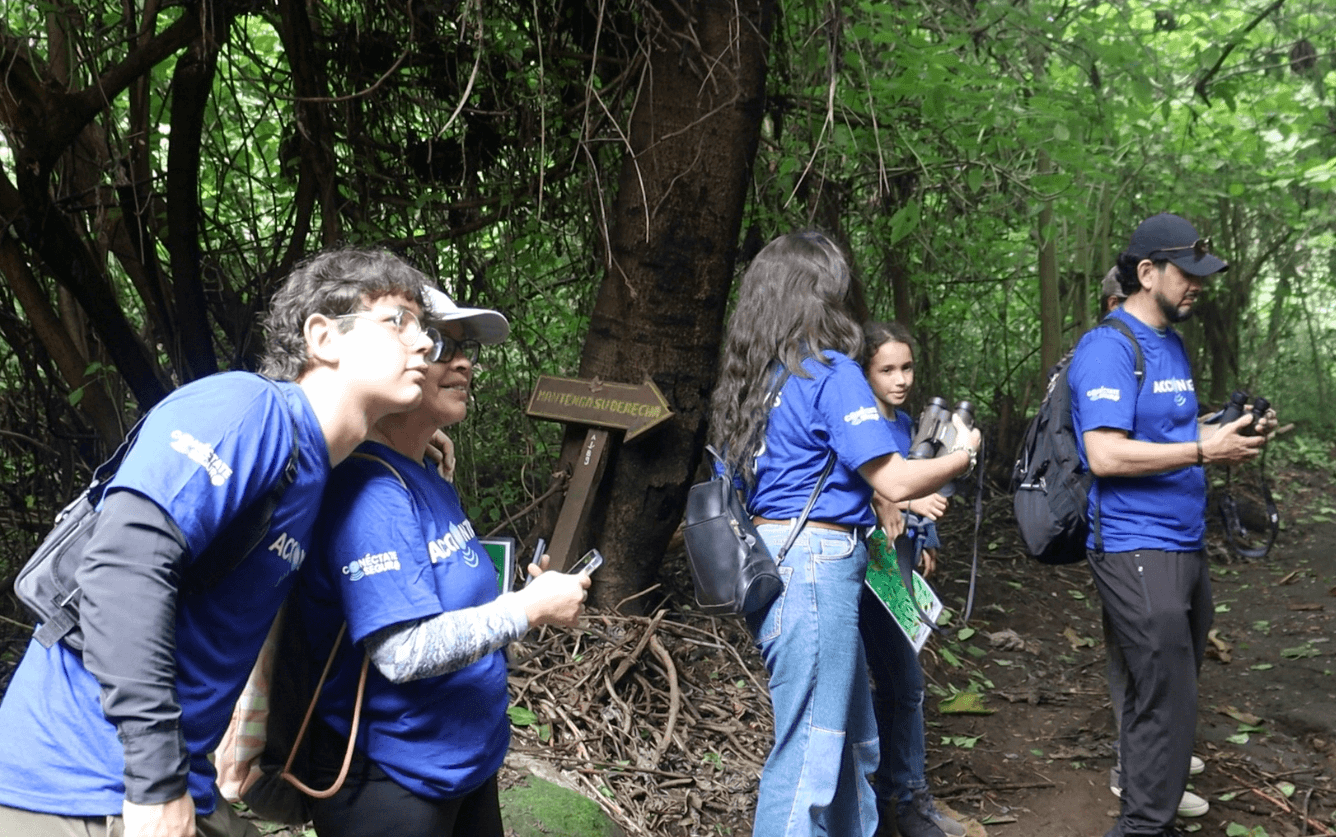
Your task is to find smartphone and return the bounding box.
[568,548,604,576]
[524,538,547,587]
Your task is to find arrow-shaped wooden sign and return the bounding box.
[525,375,673,441]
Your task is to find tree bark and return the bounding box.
[165,9,235,382]
[554,0,775,613]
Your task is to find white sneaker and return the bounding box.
[1108,785,1210,818]
[1190,755,1205,775]
[1177,789,1209,817]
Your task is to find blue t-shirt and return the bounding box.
[1069,309,1206,551]
[0,372,330,816]
[297,441,510,800]
[891,409,913,456]
[749,353,901,527]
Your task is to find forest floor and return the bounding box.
[1,466,1334,837]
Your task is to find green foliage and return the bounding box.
[2,0,1336,550]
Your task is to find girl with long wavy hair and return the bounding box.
[708,231,980,837]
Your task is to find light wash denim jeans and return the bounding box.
[746,523,879,837]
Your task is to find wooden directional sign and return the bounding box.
[525,375,674,571]
[525,375,673,441]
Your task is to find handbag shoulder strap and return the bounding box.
[776,452,838,561]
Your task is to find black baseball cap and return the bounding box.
[1126,213,1228,277]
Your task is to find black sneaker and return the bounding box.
[895,792,948,837]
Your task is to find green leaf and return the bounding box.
[939,646,963,667]
[939,692,994,714]
[507,706,538,726]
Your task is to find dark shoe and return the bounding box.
[895,792,948,837]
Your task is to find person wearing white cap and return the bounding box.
[290,287,590,837]
[1069,213,1273,837]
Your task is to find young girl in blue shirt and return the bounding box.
[708,232,979,837]
[859,321,965,837]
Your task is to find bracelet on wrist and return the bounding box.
[1196,437,1204,466]
[948,442,977,476]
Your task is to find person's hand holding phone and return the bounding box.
[518,544,595,627]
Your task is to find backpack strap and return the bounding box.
[186,376,302,593]
[278,450,406,801]
[1089,316,1145,555]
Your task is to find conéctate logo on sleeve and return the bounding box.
[343,550,402,581]
[170,431,234,486]
[1085,386,1120,403]
[844,406,881,426]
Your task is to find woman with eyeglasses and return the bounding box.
[708,231,980,837]
[290,287,590,837]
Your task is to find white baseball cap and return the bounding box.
[421,286,510,344]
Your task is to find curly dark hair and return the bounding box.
[258,248,430,380]
[707,230,866,480]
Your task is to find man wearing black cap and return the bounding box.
[1067,213,1270,837]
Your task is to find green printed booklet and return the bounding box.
[864,529,943,653]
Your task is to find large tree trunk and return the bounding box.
[555,0,775,612]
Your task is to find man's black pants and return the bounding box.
[1089,549,1212,837]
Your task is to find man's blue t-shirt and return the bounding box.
[297,441,509,800]
[0,372,330,816]
[1069,309,1206,552]
[749,353,901,527]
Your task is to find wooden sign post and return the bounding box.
[525,375,673,570]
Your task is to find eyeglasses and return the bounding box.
[1153,238,1212,260]
[335,308,446,362]
[435,336,482,364]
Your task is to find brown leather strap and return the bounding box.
[752,516,853,533]
[279,621,369,800]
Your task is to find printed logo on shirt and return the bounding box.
[1152,378,1195,394]
[1085,386,1120,402]
[343,550,401,581]
[844,406,881,426]
[427,519,482,568]
[170,431,234,486]
[267,531,308,575]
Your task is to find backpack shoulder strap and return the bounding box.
[187,376,302,593]
[1087,316,1146,554]
[1098,315,1145,386]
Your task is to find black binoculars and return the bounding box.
[907,397,975,460]
[1216,390,1270,437]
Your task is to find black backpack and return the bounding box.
[13,376,298,652]
[1012,317,1143,564]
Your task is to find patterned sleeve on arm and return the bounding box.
[363,593,529,683]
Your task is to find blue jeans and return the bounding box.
[746,523,879,837]
[860,584,927,807]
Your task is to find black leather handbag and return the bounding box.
[683,445,835,616]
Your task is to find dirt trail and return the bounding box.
[923,468,1336,837]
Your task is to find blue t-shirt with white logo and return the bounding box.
[1068,308,1206,552]
[297,441,509,800]
[749,352,901,526]
[0,372,330,816]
